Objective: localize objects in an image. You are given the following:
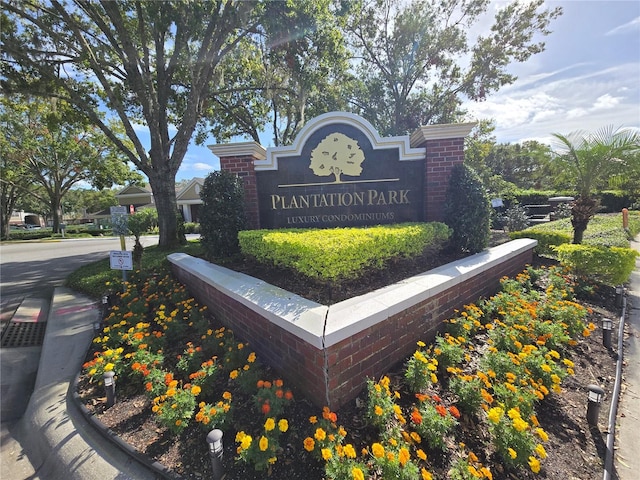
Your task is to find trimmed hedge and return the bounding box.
[554,244,638,286]
[238,222,451,283]
[509,230,571,256]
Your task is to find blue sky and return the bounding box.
[175,0,640,181]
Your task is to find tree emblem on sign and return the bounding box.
[309,133,365,183]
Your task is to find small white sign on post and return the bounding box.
[109,250,133,271]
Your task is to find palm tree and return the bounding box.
[552,125,640,244]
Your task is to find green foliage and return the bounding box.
[599,190,635,212]
[511,212,640,255]
[183,222,200,234]
[238,223,451,283]
[199,171,247,260]
[501,204,530,232]
[444,164,492,254]
[346,0,561,136]
[65,241,204,298]
[554,244,638,286]
[509,230,571,256]
[128,209,158,238]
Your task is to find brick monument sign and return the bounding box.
[209,112,475,229]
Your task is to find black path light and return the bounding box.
[206,429,225,480]
[602,317,613,349]
[103,371,116,408]
[586,384,605,426]
[615,285,624,309]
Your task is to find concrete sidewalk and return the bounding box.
[615,235,640,479]
[6,287,159,480]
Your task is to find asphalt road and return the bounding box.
[0,235,162,300]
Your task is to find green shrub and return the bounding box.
[200,171,247,260]
[554,244,639,286]
[444,164,491,254]
[238,223,451,283]
[183,222,200,234]
[599,190,634,213]
[501,204,530,232]
[509,230,571,256]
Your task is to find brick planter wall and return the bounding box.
[169,238,536,409]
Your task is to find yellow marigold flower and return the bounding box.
[468,451,478,463]
[551,374,561,384]
[528,456,541,473]
[421,468,433,480]
[410,431,421,443]
[321,448,332,460]
[430,373,438,383]
[535,443,547,459]
[278,419,289,432]
[104,362,115,372]
[191,385,201,396]
[241,434,252,450]
[229,369,239,379]
[259,436,268,452]
[417,448,427,460]
[247,352,256,363]
[264,418,275,431]
[512,417,529,432]
[371,442,385,458]
[309,416,317,424]
[508,448,517,459]
[507,408,520,420]
[314,428,326,441]
[374,405,384,416]
[175,419,181,426]
[352,467,365,480]
[343,443,356,459]
[536,427,549,442]
[166,388,176,397]
[386,451,395,462]
[339,426,347,437]
[487,407,503,423]
[222,391,232,400]
[398,447,410,466]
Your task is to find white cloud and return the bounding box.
[592,93,621,110]
[192,162,214,171]
[605,16,640,36]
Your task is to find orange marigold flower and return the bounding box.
[303,437,315,452]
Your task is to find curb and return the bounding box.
[70,371,183,480]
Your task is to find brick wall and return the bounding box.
[219,156,260,229]
[421,137,465,223]
[169,240,535,410]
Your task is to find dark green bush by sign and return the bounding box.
[444,164,491,254]
[200,171,247,260]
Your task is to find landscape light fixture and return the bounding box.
[206,429,225,480]
[602,318,613,349]
[103,371,116,408]
[615,285,623,308]
[586,384,605,426]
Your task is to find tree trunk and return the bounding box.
[571,196,598,244]
[148,172,185,249]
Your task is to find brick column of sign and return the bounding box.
[219,155,260,229]
[423,137,465,222]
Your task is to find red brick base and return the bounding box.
[169,239,536,409]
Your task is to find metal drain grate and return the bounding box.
[1,321,47,348]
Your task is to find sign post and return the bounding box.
[110,206,130,286]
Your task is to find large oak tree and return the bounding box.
[1,0,262,247]
[346,0,563,136]
[0,95,139,235]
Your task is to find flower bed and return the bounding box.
[78,261,610,479]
